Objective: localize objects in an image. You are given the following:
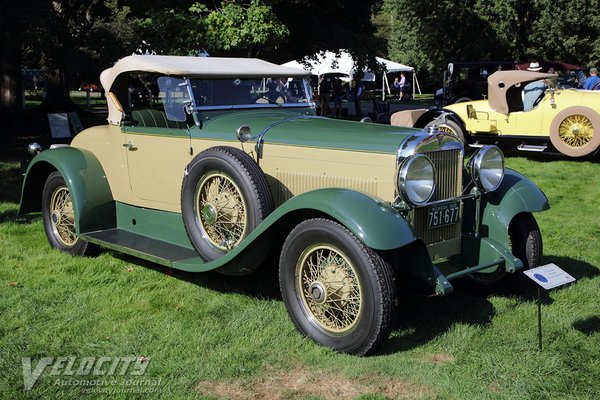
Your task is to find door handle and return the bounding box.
[123,141,137,150]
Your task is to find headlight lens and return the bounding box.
[397,154,436,205]
[469,145,504,192]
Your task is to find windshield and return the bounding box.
[189,78,314,110]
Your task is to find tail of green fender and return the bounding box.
[19,147,116,234]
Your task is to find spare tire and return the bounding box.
[181,146,274,261]
[549,106,600,157]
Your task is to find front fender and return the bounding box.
[175,188,421,273]
[19,147,115,233]
[482,168,550,249]
[272,188,419,250]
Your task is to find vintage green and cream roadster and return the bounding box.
[20,55,549,355]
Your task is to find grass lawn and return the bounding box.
[0,155,599,399]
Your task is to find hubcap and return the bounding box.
[296,244,362,334]
[49,185,78,247]
[194,172,248,250]
[559,115,594,148]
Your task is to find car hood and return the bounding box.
[199,109,422,154]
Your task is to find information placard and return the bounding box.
[524,263,575,290]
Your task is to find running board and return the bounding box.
[81,229,200,267]
[517,144,547,152]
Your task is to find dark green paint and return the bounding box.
[175,188,421,272]
[114,202,194,249]
[482,168,550,250]
[192,109,420,154]
[19,147,116,233]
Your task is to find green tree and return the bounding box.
[203,0,289,57]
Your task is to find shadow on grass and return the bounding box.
[108,249,598,354]
[0,208,40,224]
[110,250,283,301]
[0,165,24,204]
[572,316,600,335]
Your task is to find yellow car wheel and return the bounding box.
[41,171,91,256]
[550,106,600,157]
[279,218,397,355]
[181,146,274,261]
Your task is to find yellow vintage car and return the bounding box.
[393,70,600,157]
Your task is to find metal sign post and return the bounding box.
[524,263,576,352]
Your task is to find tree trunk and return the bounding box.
[0,29,23,126]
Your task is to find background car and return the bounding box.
[396,70,600,157]
[20,55,549,355]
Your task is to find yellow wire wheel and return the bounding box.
[295,244,363,334]
[194,171,249,251]
[550,106,600,157]
[181,146,274,262]
[558,114,593,149]
[279,218,397,355]
[49,185,78,247]
[41,171,90,256]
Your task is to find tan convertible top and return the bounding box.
[488,70,557,114]
[100,55,308,124]
[100,55,308,91]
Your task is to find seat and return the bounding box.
[131,109,187,129]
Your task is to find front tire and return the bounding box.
[42,171,90,256]
[279,218,397,355]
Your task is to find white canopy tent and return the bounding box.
[281,50,421,99]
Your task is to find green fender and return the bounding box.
[482,168,549,250]
[175,188,421,272]
[19,147,116,233]
[270,188,418,250]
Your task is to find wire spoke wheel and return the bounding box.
[296,244,362,334]
[558,114,594,148]
[194,172,248,251]
[49,185,78,247]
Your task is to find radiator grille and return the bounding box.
[412,149,463,259]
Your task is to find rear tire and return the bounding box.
[549,106,600,157]
[42,171,90,256]
[279,218,397,355]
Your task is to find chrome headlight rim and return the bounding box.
[396,154,436,206]
[469,145,505,192]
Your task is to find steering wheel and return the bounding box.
[592,81,600,90]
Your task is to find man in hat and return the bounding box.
[583,67,600,90]
[523,62,546,110]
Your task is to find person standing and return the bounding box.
[318,76,331,116]
[332,78,344,117]
[583,67,600,90]
[398,72,406,100]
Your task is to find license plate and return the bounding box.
[427,201,460,229]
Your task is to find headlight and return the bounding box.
[469,145,504,192]
[397,154,436,205]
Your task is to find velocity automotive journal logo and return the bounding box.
[22,356,159,393]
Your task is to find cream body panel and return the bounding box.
[257,143,396,204]
[124,132,191,207]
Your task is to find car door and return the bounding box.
[124,116,191,207]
